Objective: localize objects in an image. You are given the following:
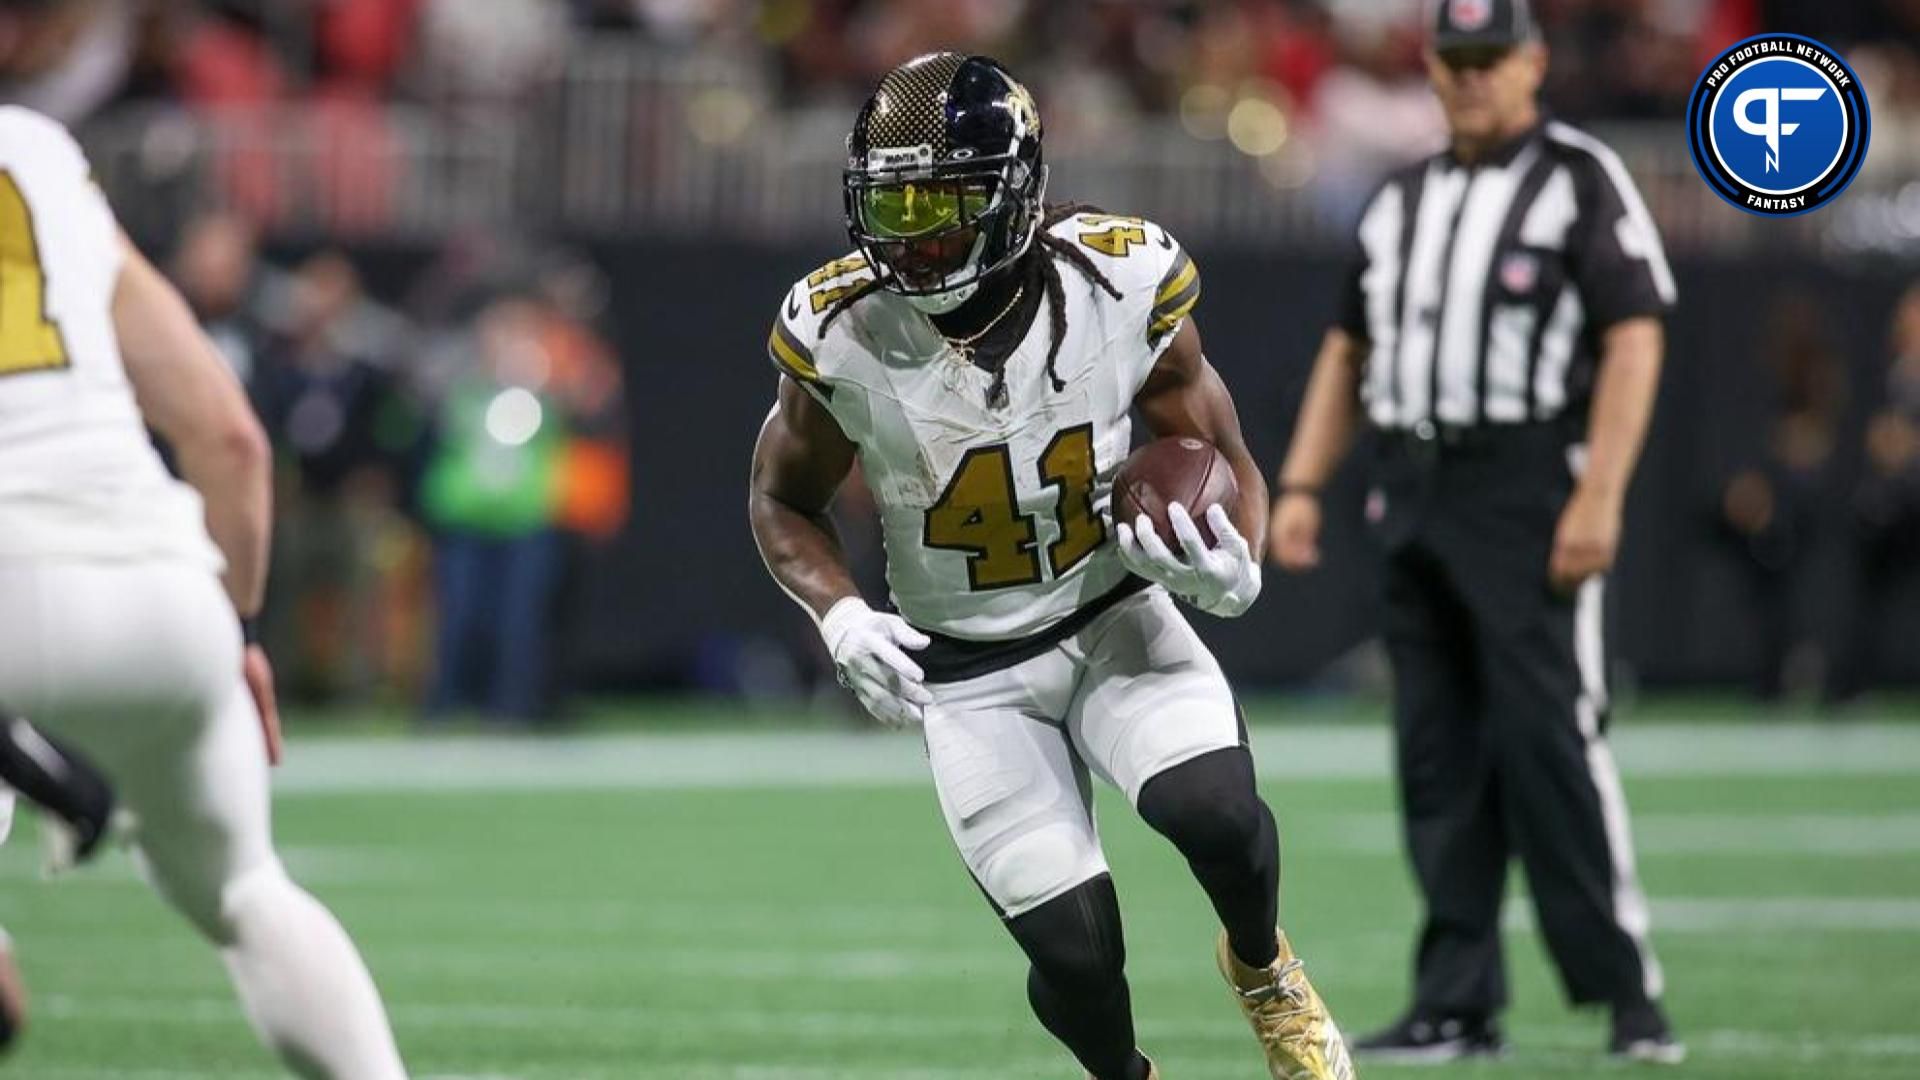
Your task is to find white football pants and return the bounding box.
[0,556,407,1078]
[923,587,1244,918]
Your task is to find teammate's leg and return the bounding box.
[123,676,407,1079]
[0,560,407,1078]
[923,652,1151,1080]
[0,714,119,866]
[0,923,23,1052]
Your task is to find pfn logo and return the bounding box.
[1686,34,1869,217]
[1732,86,1828,173]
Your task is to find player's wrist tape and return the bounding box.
[816,596,870,646]
[239,616,262,646]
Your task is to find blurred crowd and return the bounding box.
[5,0,1918,127]
[169,213,630,722]
[1716,284,1920,705]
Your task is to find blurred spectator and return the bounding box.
[171,209,266,382]
[1715,295,1849,701]
[1834,284,1920,700]
[1308,1,1441,220]
[420,295,570,724]
[534,252,631,711]
[415,0,570,105]
[252,251,419,703]
[0,0,138,125]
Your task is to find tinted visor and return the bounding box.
[859,179,995,240]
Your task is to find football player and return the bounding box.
[0,709,120,1052]
[0,105,407,1076]
[749,53,1355,1080]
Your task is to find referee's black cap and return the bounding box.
[1431,0,1538,52]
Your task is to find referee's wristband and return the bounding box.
[1277,482,1322,499]
[240,616,262,647]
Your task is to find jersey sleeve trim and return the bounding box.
[1148,249,1200,342]
[767,316,822,384]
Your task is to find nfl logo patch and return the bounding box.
[1450,0,1493,31]
[1499,252,1538,294]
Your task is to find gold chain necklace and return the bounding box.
[939,284,1026,356]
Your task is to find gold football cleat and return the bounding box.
[1217,930,1356,1080]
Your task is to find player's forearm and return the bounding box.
[1579,317,1664,501]
[1277,330,1363,491]
[1223,446,1269,552]
[111,232,273,615]
[749,492,861,622]
[175,423,273,615]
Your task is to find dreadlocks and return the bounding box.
[818,203,1125,402]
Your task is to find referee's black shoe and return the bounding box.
[1351,1012,1505,1063]
[1610,999,1686,1064]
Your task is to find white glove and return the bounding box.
[818,597,934,727]
[1115,502,1262,617]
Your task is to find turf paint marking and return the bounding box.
[263,723,1920,795]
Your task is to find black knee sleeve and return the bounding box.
[1137,746,1270,860]
[1137,747,1282,969]
[1006,876,1149,1080]
[0,716,115,860]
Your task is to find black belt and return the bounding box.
[906,575,1150,684]
[1380,418,1571,463]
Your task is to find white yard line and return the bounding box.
[1316,811,1920,856]
[261,723,1920,795]
[1502,896,1920,933]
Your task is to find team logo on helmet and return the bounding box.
[1449,0,1493,31]
[1006,82,1041,140]
[1686,33,1870,217]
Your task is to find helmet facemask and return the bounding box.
[845,152,1046,314]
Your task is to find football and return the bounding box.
[1112,436,1240,548]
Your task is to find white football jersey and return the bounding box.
[0,107,219,568]
[768,212,1201,640]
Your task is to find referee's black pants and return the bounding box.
[1370,420,1661,1019]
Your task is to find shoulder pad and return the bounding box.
[1045,212,1199,346]
[768,252,877,386]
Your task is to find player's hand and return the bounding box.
[242,644,284,766]
[1550,485,1622,592]
[1267,491,1322,571]
[1116,502,1262,617]
[818,597,933,727]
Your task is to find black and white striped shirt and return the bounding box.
[1338,120,1676,430]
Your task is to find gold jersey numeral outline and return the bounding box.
[0,170,71,378]
[923,426,1106,592]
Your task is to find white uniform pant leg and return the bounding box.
[922,646,1109,919]
[1066,588,1245,804]
[0,557,407,1079]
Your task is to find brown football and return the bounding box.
[1113,436,1239,549]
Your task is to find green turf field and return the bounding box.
[3,711,1918,1079]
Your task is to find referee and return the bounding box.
[1269,0,1683,1065]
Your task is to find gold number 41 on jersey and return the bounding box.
[923,425,1107,591]
[0,171,70,377]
